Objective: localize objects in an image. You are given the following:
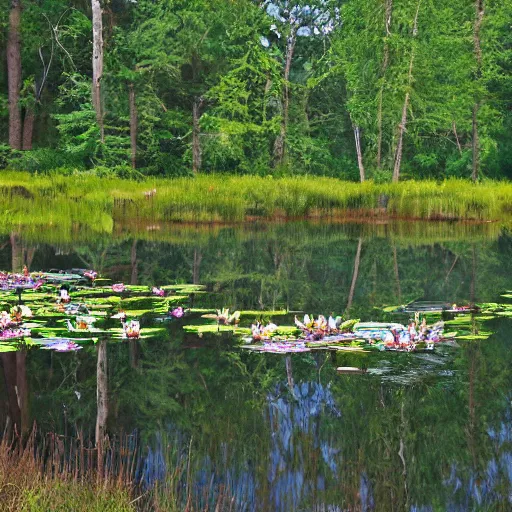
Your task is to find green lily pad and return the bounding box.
[183,324,251,335]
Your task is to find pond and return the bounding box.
[0,221,511,511]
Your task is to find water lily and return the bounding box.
[112,283,125,293]
[170,307,184,318]
[0,311,13,329]
[11,305,33,321]
[202,308,240,325]
[152,286,165,297]
[123,320,140,339]
[58,288,71,303]
[84,270,97,280]
[251,322,278,340]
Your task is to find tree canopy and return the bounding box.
[0,0,511,180]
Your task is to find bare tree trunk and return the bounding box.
[0,353,21,435]
[22,107,35,150]
[129,83,137,169]
[130,240,138,285]
[392,245,401,303]
[377,0,393,169]
[392,0,421,182]
[192,98,202,173]
[472,0,484,182]
[7,0,23,150]
[193,248,202,285]
[16,351,29,438]
[346,238,363,317]
[393,94,409,182]
[353,125,365,182]
[10,233,23,273]
[453,121,463,155]
[95,339,108,478]
[92,0,104,143]
[274,32,296,167]
[471,105,479,181]
[285,355,294,392]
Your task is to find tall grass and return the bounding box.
[0,432,135,511]
[0,428,245,512]
[1,173,511,230]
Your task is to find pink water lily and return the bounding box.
[152,287,165,297]
[170,307,184,318]
[112,283,125,292]
[84,270,97,280]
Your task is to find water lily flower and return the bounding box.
[67,316,96,331]
[170,307,184,318]
[0,328,30,339]
[84,270,97,280]
[112,283,125,293]
[201,309,240,325]
[251,322,278,340]
[152,287,165,297]
[0,311,13,329]
[59,288,71,303]
[123,320,140,339]
[111,310,127,321]
[11,305,32,322]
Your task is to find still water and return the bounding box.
[1,221,511,511]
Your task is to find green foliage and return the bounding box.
[0,0,510,178]
[0,175,510,236]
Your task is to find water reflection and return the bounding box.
[0,222,509,509]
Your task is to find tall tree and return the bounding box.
[332,0,383,181]
[392,0,422,182]
[472,0,485,181]
[128,82,137,168]
[377,0,393,169]
[262,0,337,167]
[91,0,104,143]
[7,0,22,149]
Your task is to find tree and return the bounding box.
[92,0,104,143]
[392,0,422,182]
[472,0,484,181]
[7,0,22,149]
[261,0,338,168]
[331,0,384,181]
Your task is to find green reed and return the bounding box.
[1,173,511,231]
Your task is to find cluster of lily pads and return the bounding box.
[0,268,509,358]
[182,297,512,355]
[0,269,204,353]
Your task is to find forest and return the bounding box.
[1,0,511,182]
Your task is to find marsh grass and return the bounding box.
[0,431,135,512]
[0,428,244,512]
[0,174,511,233]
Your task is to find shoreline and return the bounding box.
[0,173,511,228]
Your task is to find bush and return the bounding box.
[6,149,85,173]
[0,145,17,170]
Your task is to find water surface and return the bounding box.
[1,221,511,511]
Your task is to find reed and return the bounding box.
[0,428,243,512]
[0,432,135,511]
[0,173,511,230]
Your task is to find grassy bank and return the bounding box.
[1,173,511,231]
